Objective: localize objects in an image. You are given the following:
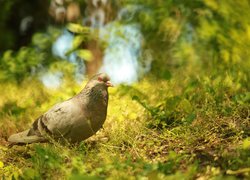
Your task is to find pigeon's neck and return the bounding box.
[76,84,108,131]
[78,85,108,107]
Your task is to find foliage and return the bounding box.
[0,0,49,51]
[65,23,95,61]
[123,0,250,77]
[0,27,60,82]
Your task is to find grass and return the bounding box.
[0,60,249,179]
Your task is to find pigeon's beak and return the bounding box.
[105,81,113,87]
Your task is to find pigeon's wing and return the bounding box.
[8,129,47,144]
[28,99,84,138]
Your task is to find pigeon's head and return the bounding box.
[87,73,113,89]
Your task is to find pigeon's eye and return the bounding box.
[98,77,103,82]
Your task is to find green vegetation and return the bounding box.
[0,0,250,179]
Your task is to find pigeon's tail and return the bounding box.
[8,130,46,144]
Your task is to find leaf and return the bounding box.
[65,35,86,56]
[67,23,90,34]
[76,50,93,62]
[132,95,155,115]
[166,96,181,110]
[0,161,4,168]
[3,50,13,60]
[160,70,172,80]
[132,95,140,101]
[179,99,193,113]
[22,168,38,178]
[185,113,196,124]
[227,168,250,175]
[72,35,85,49]
[242,138,250,149]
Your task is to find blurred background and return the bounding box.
[0,0,250,87]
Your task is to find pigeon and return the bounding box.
[8,73,113,144]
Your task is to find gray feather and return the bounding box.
[8,130,46,144]
[8,73,111,144]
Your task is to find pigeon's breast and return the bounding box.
[63,89,108,142]
[58,86,108,142]
[87,89,108,130]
